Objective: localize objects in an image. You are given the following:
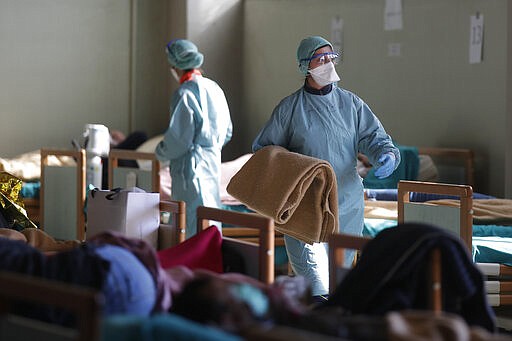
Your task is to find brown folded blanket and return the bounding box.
[227,145,338,244]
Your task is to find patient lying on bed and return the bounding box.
[171,270,506,340]
[0,228,307,319]
[1,227,508,340]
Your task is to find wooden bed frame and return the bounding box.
[21,146,474,243]
[108,149,160,192]
[417,147,474,186]
[158,199,186,250]
[197,206,275,284]
[0,203,276,339]
[397,180,512,307]
[0,271,103,341]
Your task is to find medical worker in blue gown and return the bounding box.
[252,36,400,299]
[156,39,233,238]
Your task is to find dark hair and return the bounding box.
[171,276,259,333]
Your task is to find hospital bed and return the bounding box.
[13,144,471,218]
[397,180,512,307]
[196,205,275,284]
[0,204,278,340]
[0,270,102,341]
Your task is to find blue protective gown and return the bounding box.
[252,83,399,295]
[156,74,232,238]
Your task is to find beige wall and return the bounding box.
[186,0,244,159]
[131,0,174,136]
[243,0,511,197]
[0,0,132,156]
[506,3,512,198]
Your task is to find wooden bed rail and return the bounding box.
[417,147,474,187]
[158,200,186,249]
[328,234,371,294]
[108,149,160,193]
[397,180,473,250]
[196,206,275,284]
[0,271,103,341]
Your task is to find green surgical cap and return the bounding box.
[166,39,204,70]
[296,36,333,75]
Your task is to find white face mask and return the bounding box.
[170,68,180,83]
[308,62,340,87]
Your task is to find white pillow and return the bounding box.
[136,135,164,170]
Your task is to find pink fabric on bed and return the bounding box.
[157,225,223,273]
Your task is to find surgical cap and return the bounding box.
[296,36,333,75]
[166,39,204,70]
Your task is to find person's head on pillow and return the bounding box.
[170,274,269,333]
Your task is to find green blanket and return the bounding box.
[363,144,419,189]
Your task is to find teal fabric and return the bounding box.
[221,204,253,214]
[363,218,397,237]
[473,237,512,266]
[363,144,419,189]
[166,39,204,70]
[21,181,40,199]
[102,314,242,341]
[364,220,512,240]
[473,224,512,238]
[363,219,512,265]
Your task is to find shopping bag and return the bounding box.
[87,187,160,248]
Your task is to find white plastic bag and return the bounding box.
[87,187,160,248]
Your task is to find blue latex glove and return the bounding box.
[374,152,396,179]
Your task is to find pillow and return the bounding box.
[157,225,223,273]
[135,135,164,170]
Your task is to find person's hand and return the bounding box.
[374,152,396,179]
[110,130,126,146]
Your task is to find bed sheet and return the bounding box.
[0,150,75,181]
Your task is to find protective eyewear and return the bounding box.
[302,52,339,65]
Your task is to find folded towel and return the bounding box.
[227,145,338,244]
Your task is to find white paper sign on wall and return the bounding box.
[469,13,484,64]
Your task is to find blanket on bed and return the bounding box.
[0,150,76,181]
[426,199,512,226]
[364,198,512,227]
[227,145,338,244]
[364,200,398,220]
